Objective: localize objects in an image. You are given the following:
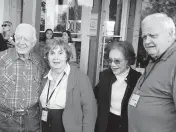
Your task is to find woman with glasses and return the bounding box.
[0,21,15,51]
[40,39,97,132]
[94,41,141,132]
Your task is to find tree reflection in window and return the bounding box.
[40,1,46,31]
[54,11,67,32]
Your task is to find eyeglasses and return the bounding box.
[1,24,8,27]
[108,59,124,65]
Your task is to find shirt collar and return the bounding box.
[160,42,176,61]
[149,42,176,62]
[44,63,70,80]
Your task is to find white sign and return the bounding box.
[90,13,98,36]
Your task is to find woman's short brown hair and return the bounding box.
[107,40,136,65]
[44,38,73,64]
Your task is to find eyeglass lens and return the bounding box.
[108,59,123,64]
[1,24,7,27]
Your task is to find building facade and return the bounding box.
[0,0,142,86]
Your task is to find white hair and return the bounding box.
[142,13,176,37]
[15,23,37,43]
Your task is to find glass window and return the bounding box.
[40,0,82,33]
[39,0,82,67]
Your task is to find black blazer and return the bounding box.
[94,67,141,132]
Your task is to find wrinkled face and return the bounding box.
[15,28,35,55]
[2,23,11,32]
[142,20,173,59]
[46,30,53,39]
[62,32,69,43]
[48,45,67,70]
[109,49,128,75]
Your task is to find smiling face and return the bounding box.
[46,30,53,40]
[62,32,69,43]
[109,49,128,75]
[48,45,67,71]
[142,20,173,59]
[15,27,35,55]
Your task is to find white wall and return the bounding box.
[3,0,22,31]
[0,0,5,32]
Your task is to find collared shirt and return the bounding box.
[110,67,130,116]
[40,63,70,109]
[0,48,45,109]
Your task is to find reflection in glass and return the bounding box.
[39,0,82,67]
[40,0,82,33]
[40,1,46,31]
[54,5,67,32]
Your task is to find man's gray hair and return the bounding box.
[142,13,176,37]
[15,23,37,43]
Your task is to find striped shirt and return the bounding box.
[0,48,45,109]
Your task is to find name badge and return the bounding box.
[129,94,140,107]
[41,109,48,122]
